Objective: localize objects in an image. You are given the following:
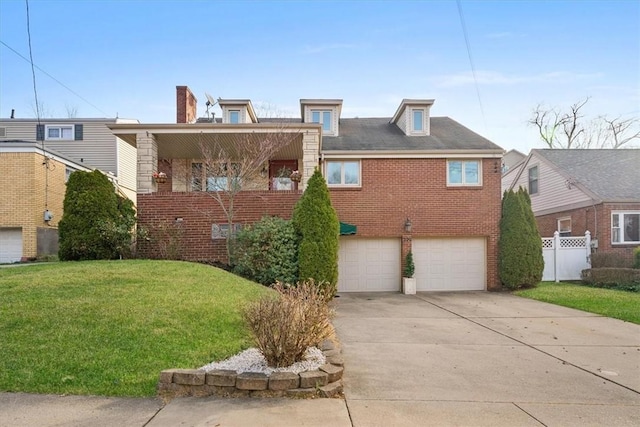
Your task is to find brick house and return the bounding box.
[0,118,139,202]
[109,86,504,291]
[0,141,91,262]
[502,149,640,265]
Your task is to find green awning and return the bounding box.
[339,222,357,235]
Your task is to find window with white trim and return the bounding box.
[229,110,240,124]
[65,166,77,183]
[528,165,539,194]
[311,110,332,132]
[412,109,424,133]
[447,160,481,186]
[192,162,241,192]
[46,125,74,140]
[326,160,360,186]
[611,211,640,244]
[558,217,571,236]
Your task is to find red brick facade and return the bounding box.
[329,158,502,290]
[138,157,502,290]
[536,202,640,265]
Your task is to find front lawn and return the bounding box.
[514,281,640,324]
[0,260,271,397]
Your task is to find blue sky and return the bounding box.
[1,0,638,153]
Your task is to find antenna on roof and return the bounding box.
[205,92,218,122]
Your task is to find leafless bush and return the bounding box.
[244,280,335,367]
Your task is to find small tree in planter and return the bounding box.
[403,250,416,294]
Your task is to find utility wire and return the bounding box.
[456,0,487,130]
[0,39,111,117]
[25,0,40,124]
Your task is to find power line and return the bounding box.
[456,0,487,130]
[0,39,111,117]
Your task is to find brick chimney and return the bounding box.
[176,86,197,123]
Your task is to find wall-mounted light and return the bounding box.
[404,218,412,233]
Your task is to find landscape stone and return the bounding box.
[327,355,344,366]
[236,372,268,390]
[269,372,300,390]
[299,370,328,388]
[206,369,237,386]
[322,349,341,358]
[319,364,344,383]
[172,369,205,385]
[320,339,336,351]
[320,381,343,398]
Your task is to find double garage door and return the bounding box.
[0,228,23,264]
[338,237,486,292]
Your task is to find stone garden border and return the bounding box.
[157,339,344,399]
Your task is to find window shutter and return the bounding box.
[74,124,83,140]
[36,124,44,141]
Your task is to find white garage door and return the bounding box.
[413,238,486,291]
[0,228,23,264]
[338,238,401,292]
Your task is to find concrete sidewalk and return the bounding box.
[1,291,639,426]
[333,291,640,427]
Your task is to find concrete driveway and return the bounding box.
[333,292,640,427]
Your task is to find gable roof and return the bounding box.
[533,149,640,202]
[322,117,502,153]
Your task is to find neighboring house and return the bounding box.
[503,149,640,265]
[109,86,504,292]
[0,118,139,202]
[502,149,525,173]
[0,140,91,262]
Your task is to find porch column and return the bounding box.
[137,131,158,194]
[301,129,320,190]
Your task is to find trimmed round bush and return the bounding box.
[232,216,298,285]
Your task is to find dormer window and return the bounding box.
[312,110,332,132]
[229,110,240,124]
[412,110,424,133]
[390,99,434,136]
[300,99,342,136]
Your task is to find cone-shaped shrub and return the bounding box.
[499,188,543,289]
[58,170,135,260]
[292,169,340,294]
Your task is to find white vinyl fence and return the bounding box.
[542,231,591,282]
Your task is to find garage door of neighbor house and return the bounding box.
[338,238,401,292]
[0,228,23,264]
[413,238,486,291]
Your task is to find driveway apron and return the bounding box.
[333,291,640,427]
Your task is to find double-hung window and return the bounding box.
[311,110,332,132]
[611,212,640,244]
[412,109,424,133]
[528,166,539,195]
[46,125,74,140]
[326,160,360,186]
[192,162,241,191]
[447,160,481,186]
[229,110,240,124]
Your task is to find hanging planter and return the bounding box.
[290,170,302,182]
[153,172,167,184]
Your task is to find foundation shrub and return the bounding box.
[244,280,335,368]
[591,252,633,268]
[581,268,640,291]
[232,216,298,285]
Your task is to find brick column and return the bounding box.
[137,132,158,194]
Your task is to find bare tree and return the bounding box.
[529,97,640,149]
[65,103,79,118]
[193,128,301,262]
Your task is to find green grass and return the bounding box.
[0,260,272,397]
[515,281,640,324]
